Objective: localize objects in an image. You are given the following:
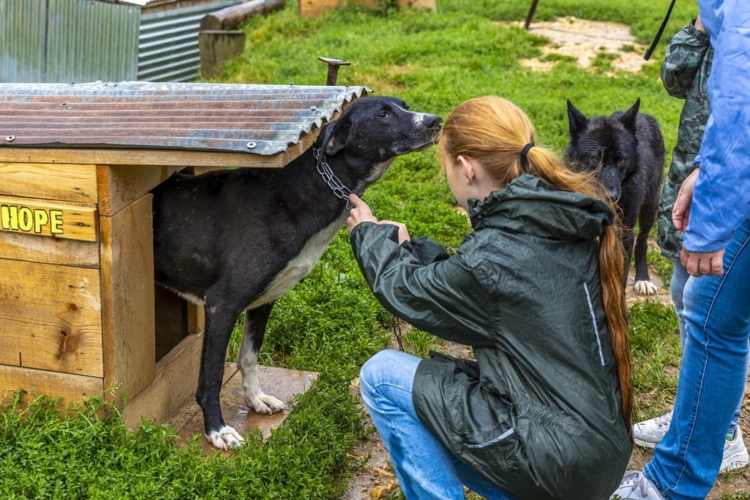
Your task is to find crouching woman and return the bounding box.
[347,96,633,500]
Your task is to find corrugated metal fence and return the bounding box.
[0,0,141,83]
[0,0,244,84]
[139,0,242,82]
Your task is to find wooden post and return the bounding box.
[200,0,286,30]
[199,30,247,79]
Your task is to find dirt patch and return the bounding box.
[504,17,650,74]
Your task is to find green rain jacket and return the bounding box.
[350,174,631,500]
[656,21,712,262]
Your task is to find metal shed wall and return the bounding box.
[138,0,243,82]
[0,0,140,84]
[0,0,247,84]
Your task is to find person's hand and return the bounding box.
[680,247,725,277]
[378,220,411,244]
[694,14,706,33]
[347,194,378,233]
[672,167,700,231]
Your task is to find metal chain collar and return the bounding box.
[313,146,354,210]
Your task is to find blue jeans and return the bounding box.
[359,349,513,500]
[671,261,742,435]
[670,261,690,349]
[645,219,750,499]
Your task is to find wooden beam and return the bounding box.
[0,365,103,408]
[0,163,98,204]
[0,147,299,168]
[0,230,99,268]
[100,194,155,404]
[199,30,246,79]
[200,0,286,30]
[96,165,181,217]
[122,332,216,429]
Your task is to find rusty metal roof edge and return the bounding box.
[0,83,372,155]
[297,85,370,138]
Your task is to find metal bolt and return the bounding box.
[5,135,15,142]
[246,142,257,149]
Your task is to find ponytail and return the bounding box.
[439,96,633,436]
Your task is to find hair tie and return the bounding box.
[520,142,535,162]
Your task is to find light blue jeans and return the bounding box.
[671,260,742,436]
[645,219,750,499]
[359,349,513,500]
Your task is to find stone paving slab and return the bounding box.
[168,363,318,454]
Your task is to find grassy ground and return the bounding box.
[3,0,736,498]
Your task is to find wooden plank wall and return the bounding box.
[99,194,156,404]
[0,163,104,405]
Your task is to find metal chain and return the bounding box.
[313,147,354,210]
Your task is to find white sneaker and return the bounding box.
[633,411,749,473]
[633,411,672,448]
[722,427,750,472]
[610,471,664,500]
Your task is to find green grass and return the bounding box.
[1,0,717,497]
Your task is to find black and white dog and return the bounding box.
[565,98,665,295]
[151,97,442,450]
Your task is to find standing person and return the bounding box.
[347,96,633,500]
[631,14,749,471]
[611,1,750,499]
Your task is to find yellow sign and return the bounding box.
[0,196,97,242]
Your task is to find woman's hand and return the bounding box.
[672,167,699,231]
[347,194,378,233]
[694,14,705,33]
[378,220,411,245]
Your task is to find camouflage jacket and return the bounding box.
[656,21,713,262]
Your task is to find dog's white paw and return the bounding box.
[634,280,657,295]
[206,425,245,451]
[245,392,287,414]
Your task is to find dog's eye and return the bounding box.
[379,110,392,118]
[592,156,601,163]
[618,158,626,164]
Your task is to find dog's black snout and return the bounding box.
[423,114,442,129]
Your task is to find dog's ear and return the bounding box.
[618,98,641,134]
[320,116,351,157]
[566,100,589,142]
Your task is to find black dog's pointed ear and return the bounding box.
[320,117,351,157]
[566,100,589,142]
[618,98,641,133]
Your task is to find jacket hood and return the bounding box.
[467,173,614,241]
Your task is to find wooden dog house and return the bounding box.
[0,81,368,425]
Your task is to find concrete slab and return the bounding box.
[168,363,319,454]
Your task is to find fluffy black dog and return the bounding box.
[565,98,665,294]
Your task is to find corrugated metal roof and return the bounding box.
[0,81,370,155]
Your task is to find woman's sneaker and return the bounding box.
[633,412,750,472]
[723,427,750,472]
[610,471,664,500]
[633,411,672,448]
